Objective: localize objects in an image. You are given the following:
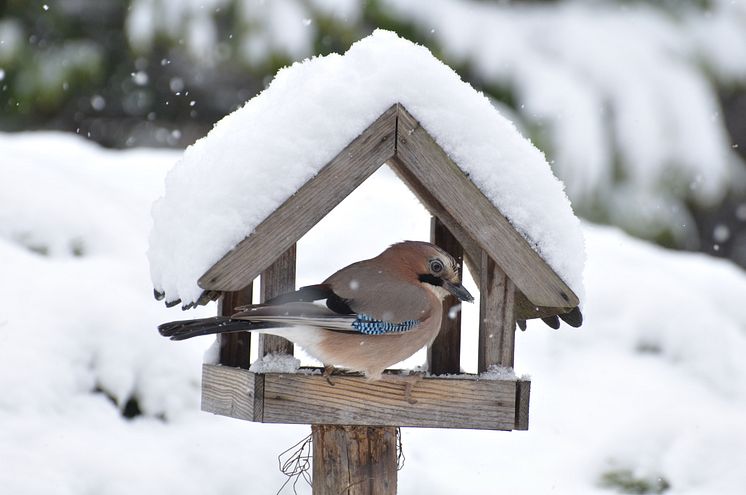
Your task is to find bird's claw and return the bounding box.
[323,365,337,386]
[404,381,418,405]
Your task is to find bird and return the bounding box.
[158,241,475,382]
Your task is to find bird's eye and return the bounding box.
[429,259,444,274]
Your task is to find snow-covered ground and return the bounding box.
[1,131,746,494]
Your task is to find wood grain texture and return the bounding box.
[258,245,296,356]
[312,425,397,495]
[427,217,463,375]
[383,167,557,321]
[201,363,263,421]
[463,250,569,321]
[199,102,577,318]
[390,132,572,321]
[478,251,516,371]
[388,156,482,274]
[515,378,531,431]
[218,287,253,369]
[395,105,578,309]
[199,105,398,292]
[201,364,522,430]
[424,235,568,320]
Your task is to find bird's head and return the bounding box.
[386,241,474,303]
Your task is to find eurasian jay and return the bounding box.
[158,241,473,381]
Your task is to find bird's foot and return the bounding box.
[323,365,337,386]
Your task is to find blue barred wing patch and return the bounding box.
[351,314,420,335]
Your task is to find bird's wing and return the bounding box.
[324,262,433,323]
[237,284,354,315]
[232,302,420,335]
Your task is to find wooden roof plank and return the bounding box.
[198,104,398,291]
[383,158,575,319]
[394,105,578,309]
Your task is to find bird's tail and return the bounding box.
[158,317,282,341]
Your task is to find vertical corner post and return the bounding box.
[428,216,464,375]
[218,285,254,369]
[258,244,297,356]
[478,250,516,371]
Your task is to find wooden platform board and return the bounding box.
[201,363,530,431]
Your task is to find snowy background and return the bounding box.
[2,131,746,494]
[4,0,745,256]
[2,0,746,494]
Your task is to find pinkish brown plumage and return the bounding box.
[158,241,473,380]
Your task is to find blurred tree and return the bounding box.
[1,0,744,266]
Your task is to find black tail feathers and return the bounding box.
[158,317,254,341]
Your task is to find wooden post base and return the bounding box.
[312,425,397,495]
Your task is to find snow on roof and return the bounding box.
[147,29,585,306]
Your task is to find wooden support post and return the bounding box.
[258,245,296,356]
[312,425,397,495]
[478,250,516,371]
[428,217,463,375]
[218,286,254,369]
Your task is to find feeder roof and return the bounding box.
[147,30,585,307]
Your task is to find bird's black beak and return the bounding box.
[443,281,474,302]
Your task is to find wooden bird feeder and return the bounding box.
[196,103,580,493]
